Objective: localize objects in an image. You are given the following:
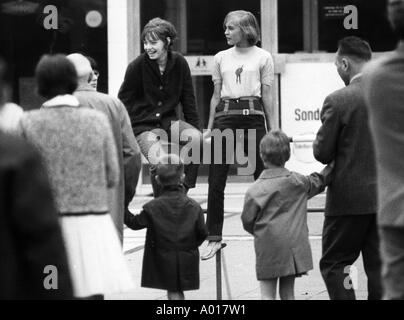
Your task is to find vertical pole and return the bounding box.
[216,249,222,300]
[261,0,280,129]
[311,0,319,52]
[127,0,141,61]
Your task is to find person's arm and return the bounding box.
[119,103,142,203]
[302,162,335,199]
[180,57,200,130]
[12,144,73,299]
[102,116,120,189]
[124,208,149,230]
[241,192,260,235]
[118,60,140,112]
[260,53,276,131]
[261,84,276,131]
[206,83,222,134]
[313,96,340,164]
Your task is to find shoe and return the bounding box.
[201,241,222,260]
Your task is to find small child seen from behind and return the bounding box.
[125,154,208,300]
[241,130,333,300]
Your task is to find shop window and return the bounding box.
[317,0,397,52]
[278,0,304,53]
[0,0,108,108]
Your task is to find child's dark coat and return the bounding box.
[125,185,207,291]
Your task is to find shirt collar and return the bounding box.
[259,167,290,179]
[42,94,80,109]
[350,73,363,84]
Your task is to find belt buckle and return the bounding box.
[242,109,250,116]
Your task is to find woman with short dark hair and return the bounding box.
[118,17,202,197]
[18,54,134,299]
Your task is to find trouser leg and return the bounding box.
[320,216,361,300]
[362,216,383,300]
[170,120,202,190]
[379,226,404,300]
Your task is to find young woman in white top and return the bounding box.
[202,10,276,259]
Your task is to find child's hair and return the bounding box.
[223,10,261,46]
[155,154,184,186]
[260,130,291,167]
[141,17,177,49]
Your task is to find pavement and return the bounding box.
[106,184,369,300]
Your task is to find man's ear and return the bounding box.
[166,37,171,46]
[155,175,162,186]
[341,57,350,71]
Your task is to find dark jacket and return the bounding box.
[363,42,404,227]
[118,51,200,136]
[0,132,73,300]
[313,77,377,216]
[125,185,207,291]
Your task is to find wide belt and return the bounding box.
[215,97,265,118]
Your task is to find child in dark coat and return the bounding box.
[241,130,333,300]
[125,154,208,300]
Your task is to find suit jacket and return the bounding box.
[363,42,404,227]
[75,87,142,242]
[0,132,73,299]
[125,185,208,291]
[313,76,377,216]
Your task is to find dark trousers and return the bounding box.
[379,226,404,300]
[320,214,382,300]
[207,114,267,241]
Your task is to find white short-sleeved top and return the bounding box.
[212,46,274,99]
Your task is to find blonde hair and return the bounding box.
[223,10,261,46]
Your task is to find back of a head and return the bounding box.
[260,130,291,167]
[338,36,372,62]
[66,53,93,79]
[388,0,404,40]
[36,54,78,100]
[155,154,184,186]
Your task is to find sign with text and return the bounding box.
[281,62,344,174]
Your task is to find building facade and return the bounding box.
[0,0,398,185]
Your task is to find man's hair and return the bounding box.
[260,130,291,167]
[36,54,78,99]
[155,154,184,186]
[338,36,372,62]
[388,0,404,40]
[141,17,177,49]
[224,10,261,46]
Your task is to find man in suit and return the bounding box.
[67,53,142,243]
[363,0,404,300]
[313,36,382,300]
[0,59,73,299]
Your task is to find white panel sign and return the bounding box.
[281,62,344,174]
[185,56,214,76]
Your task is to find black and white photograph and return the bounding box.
[1,0,404,312]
